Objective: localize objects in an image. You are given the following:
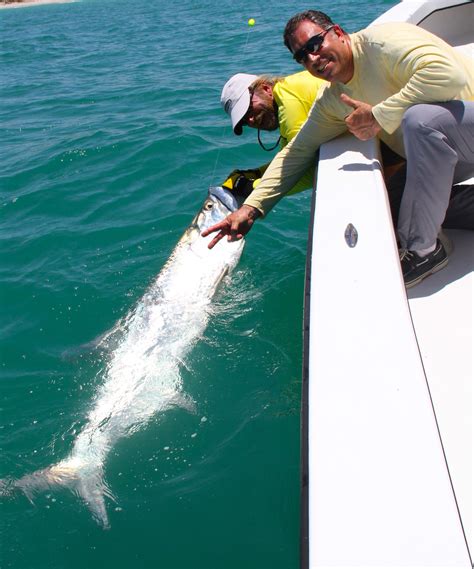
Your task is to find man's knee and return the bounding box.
[402,101,469,135]
[401,103,463,167]
[402,104,430,133]
[401,103,446,136]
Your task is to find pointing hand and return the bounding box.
[341,93,381,140]
[201,205,261,249]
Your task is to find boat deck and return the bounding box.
[408,228,473,552]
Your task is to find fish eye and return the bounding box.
[204,200,214,210]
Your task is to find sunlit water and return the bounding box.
[1,1,397,567]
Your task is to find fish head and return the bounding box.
[192,186,242,234]
[179,187,246,267]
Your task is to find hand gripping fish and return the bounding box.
[0,186,245,528]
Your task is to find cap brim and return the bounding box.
[230,90,251,136]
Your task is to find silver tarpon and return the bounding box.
[0,186,245,528]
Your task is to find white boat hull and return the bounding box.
[303,1,473,566]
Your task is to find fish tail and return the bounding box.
[0,460,114,529]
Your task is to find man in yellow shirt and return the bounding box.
[220,71,326,196]
[205,10,474,288]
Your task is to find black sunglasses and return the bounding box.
[293,27,334,64]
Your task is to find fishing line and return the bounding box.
[208,20,257,188]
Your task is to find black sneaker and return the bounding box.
[400,239,449,288]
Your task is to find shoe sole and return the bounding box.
[405,255,449,289]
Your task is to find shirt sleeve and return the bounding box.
[244,99,346,216]
[372,37,468,134]
[286,167,315,195]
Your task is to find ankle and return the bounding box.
[414,243,436,257]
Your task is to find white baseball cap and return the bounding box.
[221,73,259,135]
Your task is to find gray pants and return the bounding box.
[397,101,474,250]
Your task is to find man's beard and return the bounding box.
[254,95,279,131]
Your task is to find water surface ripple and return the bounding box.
[1,1,397,567]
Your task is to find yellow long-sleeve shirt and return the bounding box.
[274,71,326,144]
[256,71,326,194]
[245,22,474,215]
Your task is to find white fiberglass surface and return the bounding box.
[408,229,473,555]
[306,134,471,566]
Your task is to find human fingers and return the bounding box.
[229,216,245,239]
[207,231,226,249]
[227,233,243,242]
[351,129,370,141]
[345,107,374,130]
[348,123,379,141]
[201,220,227,238]
[340,93,361,110]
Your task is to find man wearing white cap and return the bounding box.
[219,71,326,196]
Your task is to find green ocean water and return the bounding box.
[1,1,397,567]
